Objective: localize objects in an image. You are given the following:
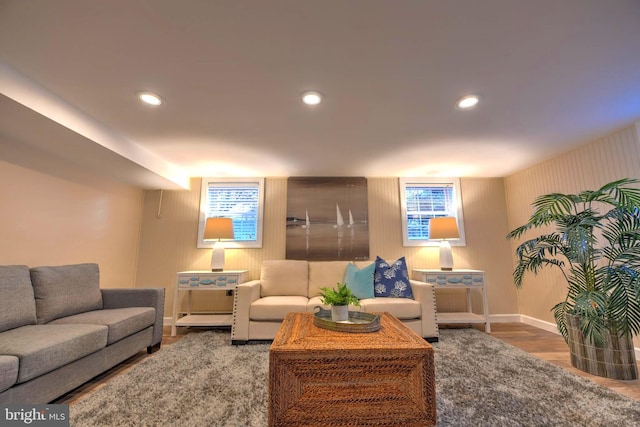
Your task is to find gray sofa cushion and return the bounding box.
[0,324,108,383]
[48,307,156,345]
[30,263,103,324]
[0,355,19,393]
[0,265,37,333]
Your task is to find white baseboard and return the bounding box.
[518,314,560,334]
[488,314,521,323]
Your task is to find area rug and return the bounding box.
[70,329,640,426]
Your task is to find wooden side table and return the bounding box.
[171,270,249,336]
[413,269,491,333]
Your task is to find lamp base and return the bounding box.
[439,240,454,271]
[211,241,225,272]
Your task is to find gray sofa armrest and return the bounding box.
[101,288,165,352]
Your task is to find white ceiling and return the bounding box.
[1,0,639,189]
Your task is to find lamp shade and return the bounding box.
[428,217,460,240]
[204,217,235,240]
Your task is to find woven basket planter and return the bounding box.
[565,314,638,380]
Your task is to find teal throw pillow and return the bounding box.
[344,262,375,299]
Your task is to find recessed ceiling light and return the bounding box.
[456,95,479,109]
[301,91,323,106]
[138,92,163,106]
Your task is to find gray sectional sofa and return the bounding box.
[0,263,164,404]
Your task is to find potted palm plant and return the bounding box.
[320,283,361,322]
[507,178,640,380]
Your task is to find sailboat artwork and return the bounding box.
[302,209,310,253]
[302,210,311,229]
[334,204,344,228]
[335,204,345,257]
[348,209,356,252]
[285,177,369,261]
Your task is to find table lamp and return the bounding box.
[204,217,235,271]
[429,217,460,271]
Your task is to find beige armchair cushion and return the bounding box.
[359,297,421,320]
[308,261,351,298]
[250,296,308,320]
[260,260,308,297]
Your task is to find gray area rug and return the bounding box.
[70,329,640,426]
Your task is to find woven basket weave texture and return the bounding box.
[268,312,436,426]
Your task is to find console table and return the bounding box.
[412,269,490,333]
[171,270,249,336]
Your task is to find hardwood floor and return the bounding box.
[53,322,640,405]
[487,322,640,400]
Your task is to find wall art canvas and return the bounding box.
[286,177,369,261]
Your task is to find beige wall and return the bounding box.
[0,156,144,288]
[504,123,640,326]
[136,177,518,318]
[135,177,287,313]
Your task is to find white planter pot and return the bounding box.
[331,305,349,322]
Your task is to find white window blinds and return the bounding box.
[197,178,264,248]
[405,184,455,240]
[399,178,466,246]
[205,183,259,241]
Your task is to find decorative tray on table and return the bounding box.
[312,307,381,333]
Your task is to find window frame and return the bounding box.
[399,177,466,247]
[197,177,265,249]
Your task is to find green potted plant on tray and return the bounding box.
[320,282,361,322]
[507,178,640,379]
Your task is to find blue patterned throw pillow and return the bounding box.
[344,262,375,299]
[374,256,414,298]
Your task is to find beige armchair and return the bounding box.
[232,259,438,344]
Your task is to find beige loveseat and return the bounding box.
[231,260,438,344]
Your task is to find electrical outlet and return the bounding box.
[226,290,233,297]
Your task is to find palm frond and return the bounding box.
[569,290,608,345]
[573,291,607,315]
[531,193,577,217]
[506,213,561,240]
[597,177,640,196]
[609,179,640,209]
[605,268,640,336]
[512,235,567,287]
[578,313,608,346]
[552,301,571,342]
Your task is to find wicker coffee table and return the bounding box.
[268,312,436,426]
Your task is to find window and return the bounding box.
[197,178,265,248]
[399,177,466,247]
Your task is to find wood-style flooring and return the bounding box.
[53,322,640,405]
